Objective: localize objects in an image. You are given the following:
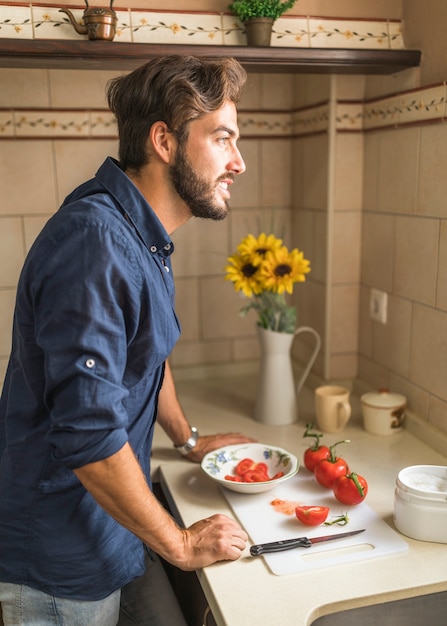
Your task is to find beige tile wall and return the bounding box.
[0,69,301,382]
[359,117,447,435]
[290,129,329,380]
[1,63,447,439]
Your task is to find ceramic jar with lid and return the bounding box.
[394,465,447,543]
[360,389,406,435]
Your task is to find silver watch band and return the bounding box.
[174,426,199,456]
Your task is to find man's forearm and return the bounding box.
[157,361,256,463]
[73,442,185,562]
[73,441,248,570]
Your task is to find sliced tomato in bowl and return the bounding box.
[235,458,256,476]
[243,468,268,483]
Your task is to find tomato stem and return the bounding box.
[324,513,350,526]
[347,472,365,497]
[328,439,350,463]
[303,422,324,450]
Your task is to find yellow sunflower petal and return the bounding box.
[237,232,283,260]
[225,254,263,297]
[258,246,311,294]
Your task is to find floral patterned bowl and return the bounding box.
[200,442,299,494]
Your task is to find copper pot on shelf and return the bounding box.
[59,0,117,41]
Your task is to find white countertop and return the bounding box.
[152,374,447,625]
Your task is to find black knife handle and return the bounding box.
[250,536,312,556]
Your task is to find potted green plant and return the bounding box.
[228,0,297,46]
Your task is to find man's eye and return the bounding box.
[218,136,230,144]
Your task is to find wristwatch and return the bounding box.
[174,426,199,456]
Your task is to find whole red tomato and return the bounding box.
[304,445,330,472]
[295,505,329,526]
[302,423,330,472]
[314,440,350,488]
[333,472,368,505]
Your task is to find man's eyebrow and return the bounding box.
[213,126,238,137]
[212,126,239,139]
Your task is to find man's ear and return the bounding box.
[149,121,176,164]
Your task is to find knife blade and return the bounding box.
[250,529,365,556]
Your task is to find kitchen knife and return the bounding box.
[250,529,365,556]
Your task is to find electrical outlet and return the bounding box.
[370,288,388,324]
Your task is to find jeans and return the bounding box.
[0,553,187,626]
[0,584,120,626]
[118,553,187,626]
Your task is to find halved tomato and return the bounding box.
[295,505,330,526]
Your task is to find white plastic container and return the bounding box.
[394,465,447,543]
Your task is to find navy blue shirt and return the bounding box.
[0,157,180,600]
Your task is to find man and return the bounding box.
[0,55,253,626]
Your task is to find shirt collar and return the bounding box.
[95,157,174,258]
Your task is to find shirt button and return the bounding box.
[150,245,157,253]
[164,243,171,251]
[86,358,95,368]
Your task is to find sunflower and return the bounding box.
[225,253,263,297]
[259,246,310,294]
[237,232,283,261]
[225,230,311,333]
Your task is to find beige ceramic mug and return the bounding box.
[315,385,351,433]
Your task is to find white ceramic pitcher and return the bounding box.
[254,325,321,426]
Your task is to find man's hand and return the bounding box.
[179,514,248,570]
[186,433,257,463]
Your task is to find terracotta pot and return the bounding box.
[244,17,274,47]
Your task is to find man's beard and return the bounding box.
[169,144,232,221]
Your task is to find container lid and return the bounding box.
[361,388,406,408]
[397,465,447,500]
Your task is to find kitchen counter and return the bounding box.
[151,373,447,625]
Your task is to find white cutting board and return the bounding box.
[222,469,408,575]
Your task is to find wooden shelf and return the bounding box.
[0,39,421,74]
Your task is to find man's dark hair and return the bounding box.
[107,55,247,173]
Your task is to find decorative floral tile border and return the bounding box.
[1,84,446,139]
[0,109,13,136]
[0,3,403,49]
[337,102,367,131]
[238,112,293,136]
[0,109,117,137]
[131,11,223,45]
[363,84,447,129]
[293,103,330,134]
[14,109,90,136]
[0,3,33,38]
[306,17,399,50]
